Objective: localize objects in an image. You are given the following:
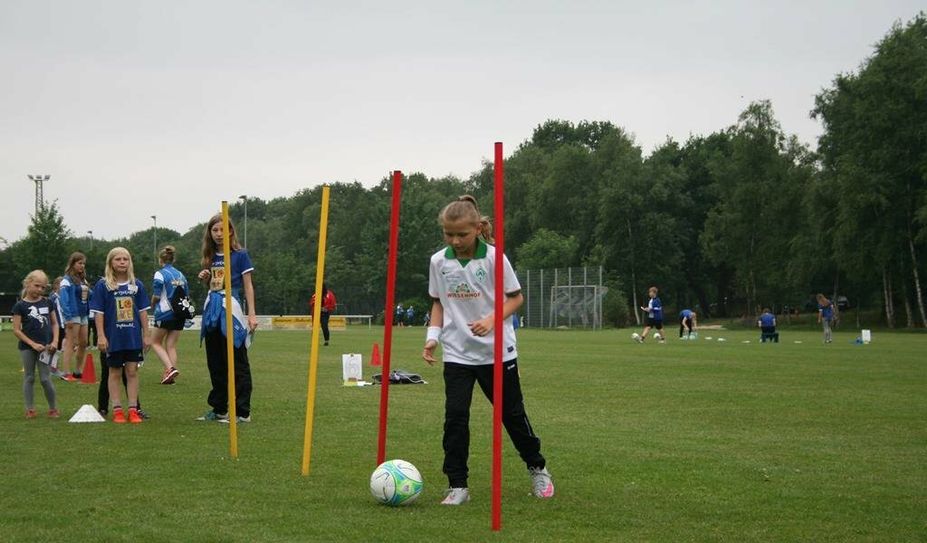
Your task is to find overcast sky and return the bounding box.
[1,1,922,245]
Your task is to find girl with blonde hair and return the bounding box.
[12,270,59,418]
[89,247,150,423]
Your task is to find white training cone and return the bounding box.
[69,404,106,423]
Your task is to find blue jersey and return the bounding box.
[59,274,90,319]
[679,309,694,320]
[647,297,663,320]
[153,263,190,321]
[819,303,834,320]
[12,298,54,350]
[208,249,254,305]
[759,312,776,328]
[89,279,150,352]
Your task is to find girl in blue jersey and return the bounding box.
[422,195,553,505]
[12,270,59,418]
[196,214,257,423]
[150,245,190,384]
[636,286,665,343]
[90,248,150,424]
[816,293,836,344]
[59,252,90,381]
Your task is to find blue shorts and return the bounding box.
[66,316,89,326]
[104,350,143,368]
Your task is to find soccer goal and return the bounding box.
[548,284,608,329]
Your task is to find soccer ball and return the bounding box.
[631,332,641,341]
[654,332,662,340]
[370,459,424,506]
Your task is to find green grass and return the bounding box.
[1,325,925,542]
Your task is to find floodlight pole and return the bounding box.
[151,215,158,266]
[238,194,248,248]
[27,174,50,215]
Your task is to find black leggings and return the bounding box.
[320,311,331,342]
[204,330,253,417]
[442,360,545,488]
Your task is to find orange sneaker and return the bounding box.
[25,408,37,419]
[48,409,60,418]
[113,408,126,424]
[128,408,143,424]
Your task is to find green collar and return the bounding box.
[444,239,488,265]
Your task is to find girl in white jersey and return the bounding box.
[423,195,554,505]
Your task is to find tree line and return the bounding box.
[2,14,924,328]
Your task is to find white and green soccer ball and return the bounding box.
[370,459,424,506]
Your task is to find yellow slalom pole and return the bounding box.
[301,186,330,475]
[222,202,239,459]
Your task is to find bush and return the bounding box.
[602,279,630,328]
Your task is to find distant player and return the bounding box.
[679,309,697,338]
[816,294,836,344]
[758,308,779,343]
[310,284,336,346]
[636,286,664,343]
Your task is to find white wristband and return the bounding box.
[426,326,442,343]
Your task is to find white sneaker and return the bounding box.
[441,487,470,505]
[529,467,555,498]
[217,415,251,424]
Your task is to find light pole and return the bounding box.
[151,215,157,266]
[27,174,50,215]
[238,194,248,248]
[87,230,93,252]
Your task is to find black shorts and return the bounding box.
[104,350,144,368]
[646,317,664,329]
[155,317,185,331]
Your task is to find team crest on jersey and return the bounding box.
[447,282,481,300]
[475,267,487,282]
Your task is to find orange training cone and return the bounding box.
[81,353,98,384]
[371,343,381,366]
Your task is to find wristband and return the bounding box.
[426,326,442,343]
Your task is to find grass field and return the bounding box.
[1,325,925,542]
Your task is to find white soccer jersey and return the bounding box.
[428,240,520,365]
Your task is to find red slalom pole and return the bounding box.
[377,170,402,465]
[492,142,505,531]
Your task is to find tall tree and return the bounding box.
[11,202,71,282]
[701,101,810,317]
[813,13,927,326]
